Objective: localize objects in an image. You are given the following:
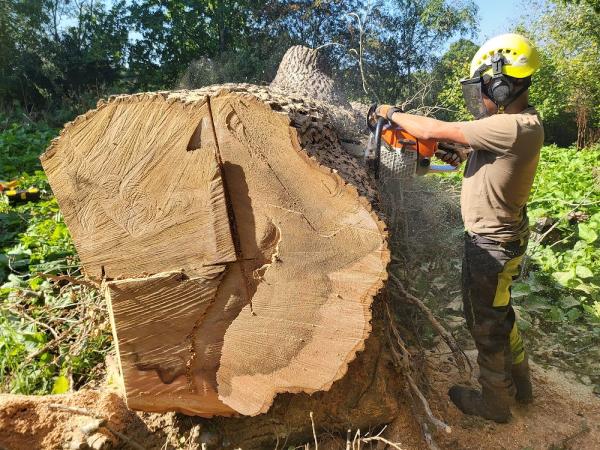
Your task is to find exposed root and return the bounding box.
[384,298,450,449]
[389,273,471,374]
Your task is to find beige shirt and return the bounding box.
[457,107,544,242]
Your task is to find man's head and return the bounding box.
[461,33,540,118]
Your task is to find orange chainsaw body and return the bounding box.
[380,126,438,157]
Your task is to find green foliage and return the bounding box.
[432,38,479,121]
[360,0,478,103]
[0,0,130,110]
[528,1,600,147]
[0,123,111,394]
[0,122,56,179]
[524,145,600,321]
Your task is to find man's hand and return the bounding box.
[376,104,403,121]
[435,147,465,167]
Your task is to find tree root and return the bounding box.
[384,298,451,450]
[389,273,471,374]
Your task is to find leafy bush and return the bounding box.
[523,145,600,321]
[0,121,56,178]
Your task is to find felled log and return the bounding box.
[41,83,392,420]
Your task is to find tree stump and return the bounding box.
[41,84,394,421]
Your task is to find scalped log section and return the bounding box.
[103,268,235,416]
[40,95,236,279]
[41,84,389,417]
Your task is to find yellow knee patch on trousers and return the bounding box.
[493,255,523,307]
[510,322,525,365]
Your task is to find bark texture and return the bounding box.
[270,45,349,107]
[41,84,391,419]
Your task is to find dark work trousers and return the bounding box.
[462,232,528,400]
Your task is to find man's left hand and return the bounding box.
[376,104,403,121]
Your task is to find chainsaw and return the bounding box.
[364,104,464,180]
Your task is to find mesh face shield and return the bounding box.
[460,76,490,119]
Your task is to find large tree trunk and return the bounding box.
[35,46,433,448]
[41,83,393,420]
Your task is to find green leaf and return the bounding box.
[553,270,575,286]
[560,295,580,308]
[547,306,564,322]
[566,308,582,321]
[51,375,69,394]
[578,223,598,243]
[512,282,531,298]
[574,283,597,294]
[575,266,594,279]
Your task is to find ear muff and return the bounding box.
[488,76,514,106]
[484,53,516,107]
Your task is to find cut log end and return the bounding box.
[42,85,389,417]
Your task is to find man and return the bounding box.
[376,33,544,423]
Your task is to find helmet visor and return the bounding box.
[460,77,489,119]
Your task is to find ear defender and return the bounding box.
[487,54,514,107]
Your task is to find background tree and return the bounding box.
[431,38,479,121]
[528,1,600,147]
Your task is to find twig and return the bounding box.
[352,429,361,450]
[314,42,347,52]
[309,411,318,450]
[347,12,376,100]
[346,429,351,450]
[8,307,59,339]
[360,436,404,449]
[389,273,470,374]
[37,272,100,289]
[23,318,84,365]
[48,404,146,450]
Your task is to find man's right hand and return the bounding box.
[435,148,464,167]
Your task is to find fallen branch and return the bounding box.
[48,404,145,450]
[389,273,470,374]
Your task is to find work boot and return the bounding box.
[448,385,511,423]
[512,355,533,404]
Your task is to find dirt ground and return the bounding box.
[428,350,600,450]
[1,349,598,450]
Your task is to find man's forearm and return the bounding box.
[388,112,469,145]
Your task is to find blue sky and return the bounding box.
[474,0,526,44]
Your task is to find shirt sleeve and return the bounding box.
[457,114,518,155]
